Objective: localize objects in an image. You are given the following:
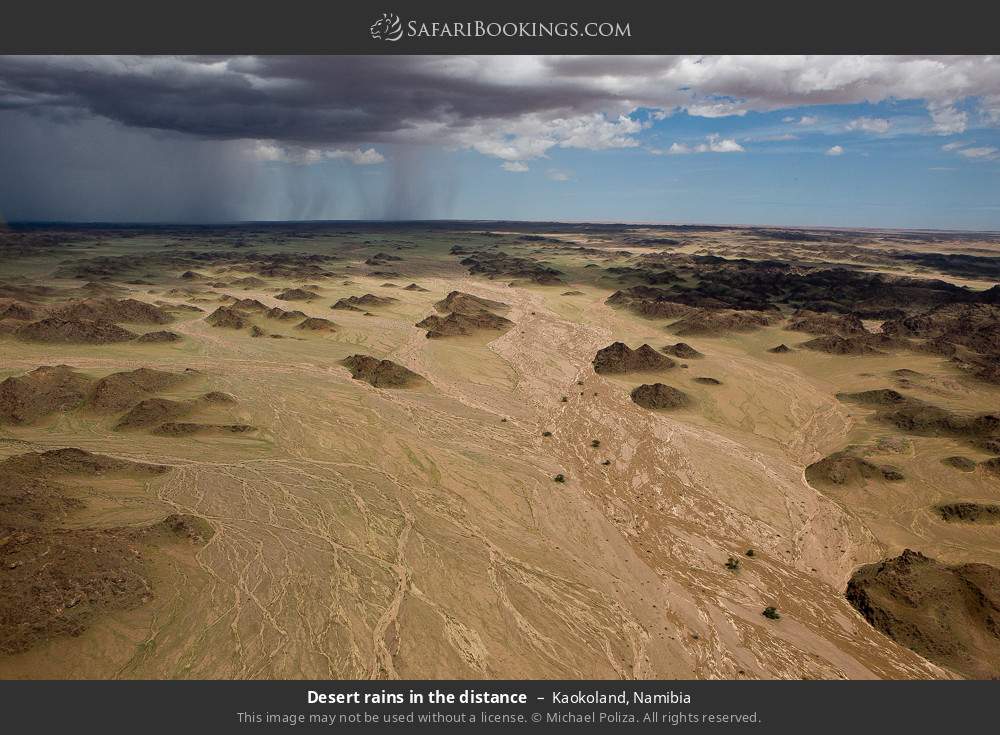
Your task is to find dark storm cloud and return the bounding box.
[0,56,629,147]
[2,56,999,152]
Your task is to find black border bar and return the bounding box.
[2,0,999,54]
[2,680,997,734]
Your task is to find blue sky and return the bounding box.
[243,98,1000,230]
[440,101,1000,229]
[1,56,999,229]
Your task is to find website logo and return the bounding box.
[370,13,403,42]
[368,15,631,43]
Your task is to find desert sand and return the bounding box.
[1,221,998,680]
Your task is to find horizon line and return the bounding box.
[5,218,1000,236]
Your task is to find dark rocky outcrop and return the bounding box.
[365,252,402,265]
[670,309,773,336]
[434,291,509,315]
[341,354,424,388]
[458,251,562,285]
[806,449,904,487]
[114,398,194,430]
[201,391,237,404]
[970,438,1000,454]
[1,447,168,479]
[941,456,977,472]
[416,291,513,339]
[264,307,306,321]
[934,503,1000,523]
[0,366,201,425]
[205,306,249,329]
[0,448,206,657]
[50,298,172,325]
[882,303,1000,355]
[227,298,269,312]
[331,294,397,311]
[606,287,693,320]
[846,549,1000,679]
[152,422,256,437]
[88,368,192,413]
[630,383,691,410]
[871,398,999,440]
[801,334,903,355]
[662,342,703,359]
[294,317,337,332]
[0,366,92,424]
[276,288,318,301]
[606,266,680,285]
[836,389,907,406]
[786,310,867,336]
[15,317,137,344]
[416,311,513,338]
[135,330,181,343]
[879,303,1000,384]
[839,390,999,443]
[0,301,37,321]
[0,524,150,655]
[592,342,675,375]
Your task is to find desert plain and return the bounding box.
[0,221,998,680]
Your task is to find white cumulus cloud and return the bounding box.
[928,103,968,134]
[450,112,642,163]
[847,117,891,134]
[957,146,998,159]
[658,134,745,155]
[941,140,999,160]
[251,142,384,165]
[329,148,385,165]
[826,145,845,156]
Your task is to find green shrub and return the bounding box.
[762,606,780,620]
